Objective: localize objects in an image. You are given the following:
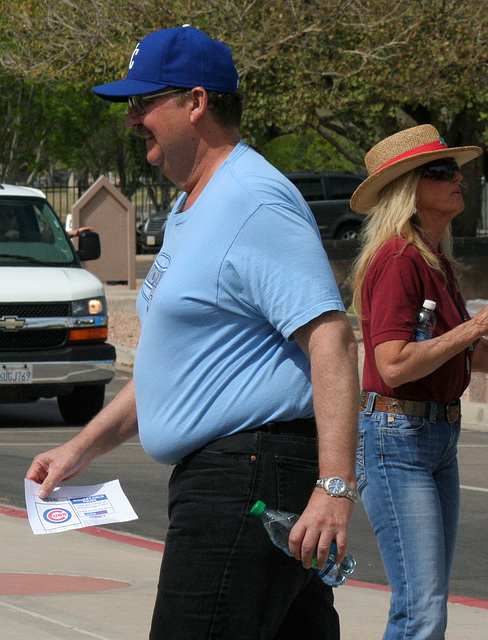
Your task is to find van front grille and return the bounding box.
[0,329,68,350]
[0,303,70,318]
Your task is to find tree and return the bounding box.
[261,129,359,173]
[3,0,488,234]
[317,0,488,236]
[0,76,41,182]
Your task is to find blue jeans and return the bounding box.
[357,394,461,640]
[149,427,339,640]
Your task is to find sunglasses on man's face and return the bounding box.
[420,159,461,181]
[127,88,185,115]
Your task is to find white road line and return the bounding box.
[0,600,114,640]
[0,442,141,446]
[460,485,488,493]
[458,444,488,447]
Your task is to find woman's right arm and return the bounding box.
[471,327,488,373]
[26,379,138,499]
[375,305,488,387]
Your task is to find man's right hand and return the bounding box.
[25,379,139,499]
[26,439,92,499]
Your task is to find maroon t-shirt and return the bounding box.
[361,237,473,403]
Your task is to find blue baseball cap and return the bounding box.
[92,25,239,101]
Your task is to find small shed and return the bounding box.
[71,176,136,288]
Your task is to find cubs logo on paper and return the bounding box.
[43,508,72,524]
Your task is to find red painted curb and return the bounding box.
[81,525,165,552]
[0,505,28,519]
[346,579,488,610]
[0,503,165,553]
[0,572,130,596]
[2,504,487,610]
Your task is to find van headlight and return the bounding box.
[72,297,107,316]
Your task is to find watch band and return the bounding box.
[315,476,358,503]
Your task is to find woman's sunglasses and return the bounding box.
[420,159,460,181]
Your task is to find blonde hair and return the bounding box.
[352,169,457,323]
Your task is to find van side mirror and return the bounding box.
[77,230,101,261]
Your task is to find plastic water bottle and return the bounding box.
[250,500,356,587]
[414,299,436,341]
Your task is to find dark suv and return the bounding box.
[285,172,365,240]
[137,212,169,253]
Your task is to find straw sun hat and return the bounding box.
[350,124,482,214]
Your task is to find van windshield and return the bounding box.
[0,197,76,265]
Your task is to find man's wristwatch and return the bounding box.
[315,477,358,503]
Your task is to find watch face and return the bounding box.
[328,477,345,495]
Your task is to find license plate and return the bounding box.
[0,364,33,384]
[147,236,156,245]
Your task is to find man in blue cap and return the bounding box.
[27,25,359,639]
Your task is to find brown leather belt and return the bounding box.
[360,391,461,422]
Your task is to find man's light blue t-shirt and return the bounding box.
[134,141,345,464]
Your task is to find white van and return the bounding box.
[0,184,116,424]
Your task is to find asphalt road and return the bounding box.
[1,367,487,601]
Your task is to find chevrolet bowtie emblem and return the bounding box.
[0,316,26,331]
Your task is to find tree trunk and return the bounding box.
[445,110,483,237]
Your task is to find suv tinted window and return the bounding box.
[285,171,365,241]
[289,177,324,202]
[324,176,363,200]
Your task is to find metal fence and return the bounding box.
[42,185,82,223]
[36,181,179,225]
[25,178,488,234]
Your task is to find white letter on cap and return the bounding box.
[129,43,140,69]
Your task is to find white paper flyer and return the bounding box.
[24,478,138,535]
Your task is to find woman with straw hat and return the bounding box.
[351,124,488,639]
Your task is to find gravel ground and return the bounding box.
[108,310,140,350]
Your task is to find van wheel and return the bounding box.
[335,223,360,241]
[57,385,105,425]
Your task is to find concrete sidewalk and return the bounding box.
[0,505,158,640]
[1,504,488,640]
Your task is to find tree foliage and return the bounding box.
[3,0,488,232]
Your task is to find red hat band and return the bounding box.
[374,139,449,174]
